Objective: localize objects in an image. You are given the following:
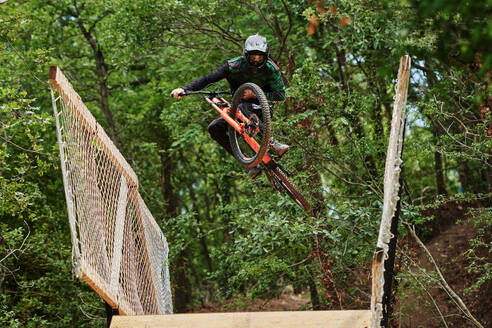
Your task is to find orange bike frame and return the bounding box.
[205,96,272,164]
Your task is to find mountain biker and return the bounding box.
[171,34,289,179]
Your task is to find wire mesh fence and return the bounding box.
[49,66,172,315]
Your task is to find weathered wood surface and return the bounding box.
[110,310,371,328]
[371,55,411,328]
[49,66,139,187]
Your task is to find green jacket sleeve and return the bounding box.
[266,69,285,101]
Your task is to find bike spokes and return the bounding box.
[228,83,271,168]
[233,113,265,161]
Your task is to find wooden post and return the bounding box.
[371,55,411,328]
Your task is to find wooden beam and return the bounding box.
[81,271,118,311]
[49,66,139,187]
[110,310,371,328]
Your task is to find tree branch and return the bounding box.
[274,0,293,65]
[404,255,450,328]
[404,221,485,328]
[0,134,47,156]
[88,9,113,35]
[207,20,243,48]
[0,222,31,264]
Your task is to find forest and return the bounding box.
[1,0,491,327]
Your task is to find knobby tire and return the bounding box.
[229,83,271,168]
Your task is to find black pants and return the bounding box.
[208,102,273,156]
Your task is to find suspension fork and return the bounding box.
[205,97,273,164]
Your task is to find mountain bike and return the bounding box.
[175,83,311,211]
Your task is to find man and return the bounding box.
[171,34,289,179]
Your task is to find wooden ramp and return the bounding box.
[110,310,371,328]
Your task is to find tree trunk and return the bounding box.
[265,0,295,78]
[434,149,447,195]
[485,164,492,195]
[432,130,447,195]
[308,271,320,310]
[0,224,5,291]
[384,101,392,130]
[172,253,192,312]
[156,128,192,312]
[187,185,213,273]
[421,61,448,196]
[74,11,118,145]
[160,149,178,215]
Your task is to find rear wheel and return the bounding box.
[229,83,271,168]
[265,165,311,211]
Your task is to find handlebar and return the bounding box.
[170,90,230,98]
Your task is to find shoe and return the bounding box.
[248,166,262,179]
[269,139,289,157]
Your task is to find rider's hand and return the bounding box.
[241,89,256,100]
[171,88,185,99]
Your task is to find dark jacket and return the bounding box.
[183,56,286,101]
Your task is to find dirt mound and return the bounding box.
[420,201,477,240]
[402,201,491,328]
[190,201,491,327]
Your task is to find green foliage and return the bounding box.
[464,207,492,293]
[0,88,52,217]
[0,0,490,322]
[414,0,492,73]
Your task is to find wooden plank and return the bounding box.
[49,66,139,187]
[110,310,371,328]
[81,271,118,310]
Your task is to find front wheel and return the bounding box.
[228,83,271,168]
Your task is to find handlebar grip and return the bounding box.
[170,90,187,98]
[170,90,229,97]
